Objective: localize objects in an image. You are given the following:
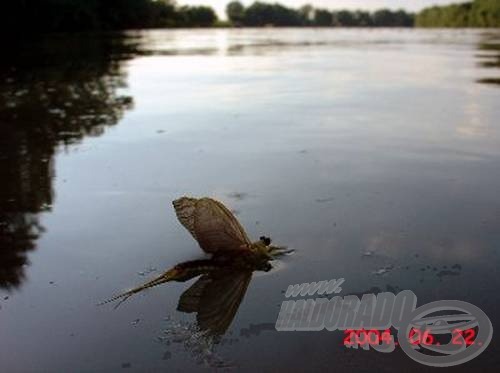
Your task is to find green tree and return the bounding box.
[0,0,215,34]
[372,9,395,26]
[354,10,373,27]
[178,5,218,27]
[333,10,356,26]
[299,4,314,26]
[416,0,499,28]
[313,9,333,26]
[470,0,500,27]
[226,1,245,25]
[243,2,301,26]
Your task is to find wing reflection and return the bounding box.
[178,270,252,337]
[156,259,271,368]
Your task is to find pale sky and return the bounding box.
[178,0,463,19]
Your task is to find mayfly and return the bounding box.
[100,196,290,309]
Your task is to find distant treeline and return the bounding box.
[226,2,414,27]
[2,0,415,34]
[1,0,217,33]
[416,0,500,27]
[2,0,499,34]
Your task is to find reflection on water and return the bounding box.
[0,35,136,288]
[476,33,500,85]
[1,29,500,371]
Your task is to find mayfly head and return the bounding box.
[259,236,272,246]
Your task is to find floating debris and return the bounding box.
[372,264,394,276]
[227,192,248,200]
[137,266,157,277]
[361,250,374,257]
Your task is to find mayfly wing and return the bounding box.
[177,271,253,336]
[194,198,252,252]
[173,197,251,253]
[172,197,198,241]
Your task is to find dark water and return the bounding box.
[1,29,500,372]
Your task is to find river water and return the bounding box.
[1,28,499,372]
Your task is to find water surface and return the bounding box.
[1,29,500,372]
